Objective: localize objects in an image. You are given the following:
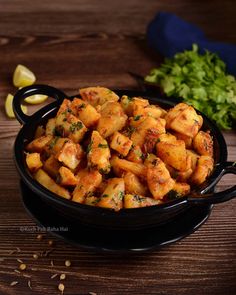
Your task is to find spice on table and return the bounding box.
[48,240,54,246]
[28,280,32,290]
[51,273,58,279]
[37,234,43,240]
[10,281,19,286]
[33,254,39,259]
[19,263,27,271]
[58,283,65,294]
[17,258,23,263]
[60,274,66,280]
[65,260,71,267]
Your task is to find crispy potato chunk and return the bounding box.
[57,99,71,115]
[186,150,200,171]
[156,140,187,171]
[126,145,144,164]
[110,131,133,157]
[43,155,61,178]
[124,172,148,196]
[56,141,83,170]
[34,169,70,199]
[97,102,127,138]
[45,118,56,136]
[166,103,203,138]
[120,95,149,116]
[97,178,124,211]
[84,195,100,206]
[124,194,162,208]
[26,153,43,172]
[172,131,192,148]
[193,131,213,157]
[172,182,190,196]
[111,157,147,178]
[156,133,177,144]
[26,135,53,153]
[190,156,214,185]
[133,104,165,119]
[70,98,101,127]
[146,156,175,200]
[55,112,87,143]
[79,86,119,106]
[72,170,102,203]
[34,125,45,139]
[58,166,78,186]
[131,117,165,147]
[87,131,111,174]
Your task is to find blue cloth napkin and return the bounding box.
[147,12,236,76]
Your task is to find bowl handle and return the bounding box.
[13,84,67,124]
[187,161,236,204]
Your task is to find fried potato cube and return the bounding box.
[143,127,165,154]
[126,145,144,164]
[43,155,61,178]
[97,178,124,211]
[58,166,78,186]
[34,169,70,199]
[26,135,53,153]
[146,157,175,200]
[72,170,102,203]
[110,131,133,157]
[87,131,111,174]
[34,125,45,139]
[156,139,187,171]
[166,103,203,138]
[131,117,165,147]
[186,150,200,171]
[193,131,213,157]
[133,104,165,119]
[79,86,119,106]
[84,195,100,206]
[156,133,177,144]
[172,182,190,196]
[70,98,101,127]
[172,131,192,148]
[56,141,83,170]
[45,118,56,136]
[120,95,149,116]
[190,155,214,185]
[44,137,69,156]
[124,172,148,196]
[111,157,147,178]
[57,98,71,116]
[124,194,162,208]
[26,153,43,172]
[97,102,127,138]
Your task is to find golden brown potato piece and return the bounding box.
[87,131,111,174]
[124,172,148,196]
[126,145,144,164]
[120,95,149,116]
[124,194,162,208]
[111,157,147,178]
[156,140,187,171]
[79,86,119,106]
[97,178,124,211]
[72,170,102,203]
[186,150,200,171]
[131,117,165,147]
[26,153,43,172]
[55,112,87,143]
[44,137,69,157]
[97,102,127,138]
[43,155,61,178]
[172,131,192,148]
[110,131,133,157]
[133,104,165,120]
[190,156,214,185]
[45,118,56,136]
[166,103,203,138]
[70,98,101,127]
[56,141,83,170]
[193,131,213,157]
[58,166,78,186]
[34,169,70,199]
[26,135,53,153]
[57,98,71,115]
[143,127,164,154]
[156,133,177,144]
[34,125,45,139]
[84,195,100,206]
[172,182,190,196]
[146,156,175,200]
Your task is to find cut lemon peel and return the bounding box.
[13,64,36,87]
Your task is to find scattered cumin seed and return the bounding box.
[28,280,32,290]
[48,240,54,246]
[17,259,23,263]
[33,254,39,259]
[9,250,16,255]
[19,263,27,271]
[14,269,21,274]
[58,283,65,294]
[37,234,43,240]
[50,260,54,267]
[60,274,66,280]
[16,247,21,252]
[51,273,58,279]
[31,267,37,271]
[65,260,71,267]
[10,281,19,286]
[89,292,97,295]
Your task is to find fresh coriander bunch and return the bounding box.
[145,44,236,129]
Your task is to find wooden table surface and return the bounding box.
[0,1,236,294]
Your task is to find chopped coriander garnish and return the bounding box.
[87,140,93,154]
[102,194,109,198]
[133,115,141,121]
[69,121,83,133]
[166,190,182,200]
[98,143,108,148]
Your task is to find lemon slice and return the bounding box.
[24,94,48,105]
[13,64,36,87]
[5,93,28,118]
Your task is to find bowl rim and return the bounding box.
[14,89,228,216]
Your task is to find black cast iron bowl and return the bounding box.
[13,84,236,230]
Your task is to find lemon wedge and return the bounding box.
[24,94,48,105]
[5,93,28,118]
[13,64,36,87]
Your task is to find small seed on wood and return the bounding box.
[51,273,58,279]
[58,283,65,294]
[10,281,19,286]
[19,263,27,271]
[28,280,32,289]
[60,274,66,280]
[14,269,21,274]
[37,234,43,240]
[33,254,39,259]
[17,258,23,263]
[65,260,71,267]
[50,260,54,266]
[48,240,54,246]
[89,292,97,295]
